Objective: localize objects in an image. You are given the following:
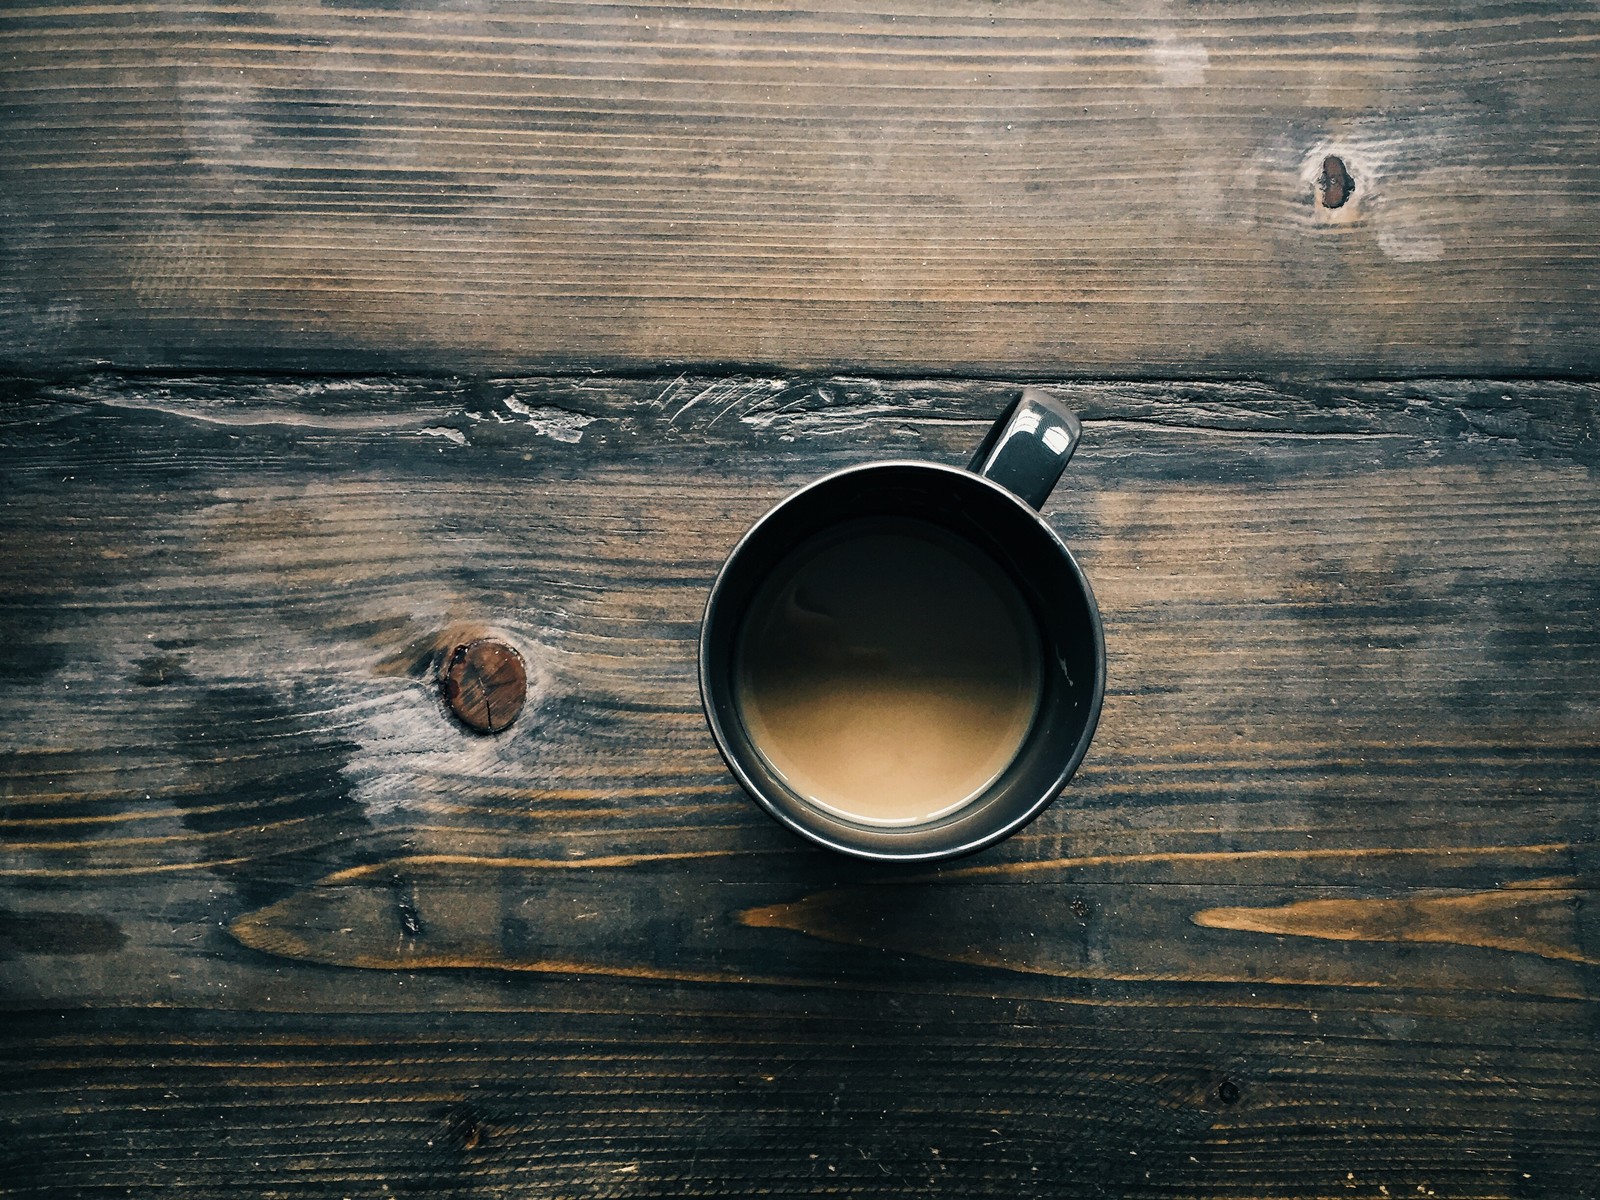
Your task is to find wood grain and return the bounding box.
[3,1,1599,375]
[1,372,1597,1197]
[225,850,1597,995]
[1191,878,1595,966]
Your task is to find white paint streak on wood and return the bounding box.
[419,426,468,445]
[502,395,598,443]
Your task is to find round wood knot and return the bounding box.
[440,638,527,734]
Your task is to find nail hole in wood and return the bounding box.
[1216,1079,1241,1105]
[1318,156,1353,209]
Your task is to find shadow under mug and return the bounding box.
[699,388,1105,861]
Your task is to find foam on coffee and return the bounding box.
[734,517,1041,826]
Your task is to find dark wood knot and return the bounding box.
[440,638,528,734]
[1318,155,1353,209]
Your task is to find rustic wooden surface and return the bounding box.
[3,1,1598,1193]
[4,0,1600,376]
[1,372,1596,1197]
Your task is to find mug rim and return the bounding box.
[699,459,1106,862]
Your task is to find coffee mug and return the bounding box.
[699,388,1104,861]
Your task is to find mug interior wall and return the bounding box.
[702,463,1102,860]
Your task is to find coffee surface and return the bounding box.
[734,517,1041,826]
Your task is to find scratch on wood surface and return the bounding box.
[659,377,787,432]
[666,380,733,428]
[1192,879,1595,965]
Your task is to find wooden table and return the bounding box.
[2,4,1596,1197]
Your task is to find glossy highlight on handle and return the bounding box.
[967,387,1082,510]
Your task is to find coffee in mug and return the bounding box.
[734,516,1041,826]
[700,388,1105,861]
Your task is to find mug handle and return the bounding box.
[967,387,1082,510]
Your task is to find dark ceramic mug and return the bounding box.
[699,388,1104,861]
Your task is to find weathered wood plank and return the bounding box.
[1,373,1596,1197]
[1,372,1595,892]
[3,1,1599,375]
[2,1001,1590,1200]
